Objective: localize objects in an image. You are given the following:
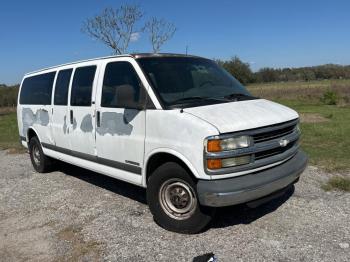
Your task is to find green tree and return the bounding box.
[218,56,253,84]
[255,68,278,82]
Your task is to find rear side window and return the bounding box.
[70,66,96,106]
[101,62,144,108]
[54,69,72,105]
[20,72,56,105]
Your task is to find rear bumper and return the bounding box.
[197,150,308,207]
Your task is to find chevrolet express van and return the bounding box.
[17,53,307,233]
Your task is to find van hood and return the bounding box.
[183,99,299,134]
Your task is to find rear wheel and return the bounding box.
[29,136,52,173]
[147,162,215,234]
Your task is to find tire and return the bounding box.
[147,162,215,234]
[28,136,52,173]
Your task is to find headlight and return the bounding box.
[207,135,251,152]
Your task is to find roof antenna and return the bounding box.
[185,45,188,55]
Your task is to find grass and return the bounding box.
[247,79,350,173]
[279,101,349,172]
[248,79,350,106]
[321,176,350,192]
[248,79,350,90]
[0,111,25,153]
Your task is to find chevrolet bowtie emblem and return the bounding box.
[279,139,289,147]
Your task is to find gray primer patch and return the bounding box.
[36,109,49,126]
[63,115,68,134]
[22,108,50,136]
[80,114,93,133]
[97,109,139,136]
[72,118,77,130]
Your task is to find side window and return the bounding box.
[54,69,72,105]
[70,66,96,106]
[19,72,56,105]
[101,62,145,108]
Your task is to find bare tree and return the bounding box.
[82,5,143,54]
[144,17,176,53]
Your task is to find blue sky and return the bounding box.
[1,0,350,84]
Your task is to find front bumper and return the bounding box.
[197,150,308,207]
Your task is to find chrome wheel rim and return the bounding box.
[32,145,41,166]
[159,178,197,220]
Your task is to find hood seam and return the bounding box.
[183,111,220,134]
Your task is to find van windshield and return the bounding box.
[137,56,256,108]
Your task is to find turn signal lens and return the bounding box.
[207,140,221,152]
[207,159,222,169]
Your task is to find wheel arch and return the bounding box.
[143,149,200,187]
[26,127,40,142]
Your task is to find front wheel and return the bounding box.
[147,162,215,234]
[28,136,52,173]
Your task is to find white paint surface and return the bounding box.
[17,55,300,189]
[184,99,299,133]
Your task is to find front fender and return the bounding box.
[142,148,201,187]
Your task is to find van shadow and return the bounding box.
[57,162,147,205]
[210,185,295,229]
[56,162,294,230]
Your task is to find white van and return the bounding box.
[17,53,307,233]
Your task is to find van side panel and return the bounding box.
[67,64,99,156]
[51,68,72,150]
[17,71,57,146]
[42,146,142,186]
[94,58,147,179]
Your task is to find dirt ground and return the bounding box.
[0,150,349,261]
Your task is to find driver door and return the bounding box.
[95,58,147,184]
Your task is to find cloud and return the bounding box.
[130,32,140,42]
[249,61,256,65]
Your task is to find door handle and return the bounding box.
[96,111,101,127]
[70,110,73,124]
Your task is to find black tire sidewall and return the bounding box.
[147,162,214,234]
[29,137,48,173]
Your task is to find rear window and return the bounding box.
[70,66,96,106]
[54,69,72,105]
[19,72,56,105]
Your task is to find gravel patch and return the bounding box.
[0,151,349,261]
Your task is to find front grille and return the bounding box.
[253,121,296,143]
[253,120,299,161]
[255,140,296,160]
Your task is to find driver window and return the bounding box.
[101,62,145,109]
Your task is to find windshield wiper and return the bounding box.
[172,96,208,104]
[169,96,230,109]
[223,93,257,100]
[171,96,228,105]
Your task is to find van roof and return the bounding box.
[25,53,201,76]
